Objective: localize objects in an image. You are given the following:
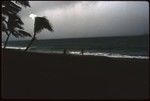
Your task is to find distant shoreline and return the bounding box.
[2,34,148,60]
[2,48,149,60]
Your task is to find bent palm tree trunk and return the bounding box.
[24,16,53,52]
[24,33,36,51]
[4,32,11,49]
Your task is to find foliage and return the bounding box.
[25,17,54,51]
[34,17,54,34]
[2,0,31,38]
[2,0,31,48]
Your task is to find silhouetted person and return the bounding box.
[81,49,84,55]
[64,49,67,54]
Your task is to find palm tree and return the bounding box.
[3,14,31,48]
[2,1,30,48]
[24,17,54,51]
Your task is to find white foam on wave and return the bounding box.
[2,46,26,50]
[1,46,149,59]
[30,50,63,54]
[69,51,149,59]
[69,51,81,55]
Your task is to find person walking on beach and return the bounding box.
[64,49,67,55]
[81,49,84,55]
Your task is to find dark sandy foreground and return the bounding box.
[1,49,149,99]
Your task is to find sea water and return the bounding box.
[3,35,149,59]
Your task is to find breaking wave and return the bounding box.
[69,51,149,59]
[2,46,149,59]
[2,46,26,50]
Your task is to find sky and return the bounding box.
[2,1,149,41]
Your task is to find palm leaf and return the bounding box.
[18,30,32,37]
[15,23,24,30]
[3,1,21,9]
[2,22,7,32]
[2,6,21,15]
[2,16,6,21]
[34,17,54,34]
[8,13,24,25]
[13,14,24,25]
[9,1,22,10]
[8,29,31,38]
[2,7,12,15]
[11,30,20,38]
[16,1,30,7]
[3,1,21,14]
[8,14,24,31]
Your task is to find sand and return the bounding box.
[1,49,149,99]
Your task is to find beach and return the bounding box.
[1,49,149,99]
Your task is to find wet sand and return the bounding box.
[1,49,149,99]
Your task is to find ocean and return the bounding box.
[3,35,149,59]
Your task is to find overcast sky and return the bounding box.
[2,1,149,40]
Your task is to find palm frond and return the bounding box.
[2,17,8,32]
[9,1,22,10]
[13,14,24,25]
[15,24,24,30]
[11,30,20,38]
[16,1,30,7]
[2,16,6,21]
[7,14,24,31]
[17,20,24,25]
[2,6,21,16]
[2,1,21,14]
[18,30,32,37]
[2,7,12,15]
[9,29,31,38]
[2,22,7,32]
[34,17,54,34]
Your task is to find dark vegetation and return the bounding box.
[2,1,31,48]
[2,1,54,51]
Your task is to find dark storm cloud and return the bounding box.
[3,1,149,40]
[19,1,80,18]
